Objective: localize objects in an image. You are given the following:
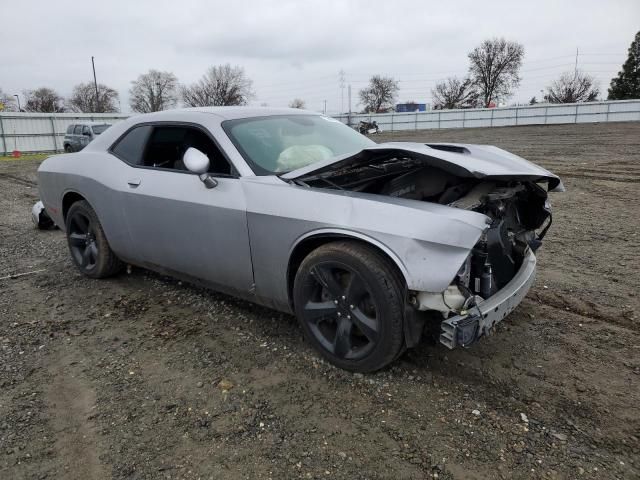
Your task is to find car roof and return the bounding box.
[70,121,112,126]
[144,106,320,121]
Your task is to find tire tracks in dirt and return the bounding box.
[0,172,37,188]
[44,351,109,480]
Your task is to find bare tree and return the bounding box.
[69,82,119,113]
[289,98,306,109]
[129,70,178,113]
[181,64,254,107]
[0,88,18,112]
[359,75,399,113]
[23,87,65,113]
[431,77,478,109]
[545,71,599,103]
[468,38,524,107]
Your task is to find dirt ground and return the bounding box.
[1,122,638,480]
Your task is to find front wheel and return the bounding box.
[293,241,405,372]
[65,200,123,278]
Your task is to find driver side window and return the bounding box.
[111,124,232,176]
[143,126,231,175]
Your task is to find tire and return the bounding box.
[293,240,405,372]
[64,144,72,153]
[65,200,123,278]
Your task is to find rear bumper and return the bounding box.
[439,248,537,349]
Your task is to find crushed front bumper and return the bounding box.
[439,249,537,349]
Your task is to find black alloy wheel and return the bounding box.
[294,241,405,372]
[303,262,379,360]
[65,200,123,278]
[68,210,99,271]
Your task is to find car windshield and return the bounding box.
[91,124,111,135]
[222,115,375,175]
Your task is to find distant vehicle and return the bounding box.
[357,120,381,135]
[63,122,111,152]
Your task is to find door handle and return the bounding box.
[127,179,141,187]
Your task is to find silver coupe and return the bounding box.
[37,107,562,372]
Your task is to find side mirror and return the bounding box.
[183,147,210,174]
[199,173,218,189]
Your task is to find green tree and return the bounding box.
[608,31,640,100]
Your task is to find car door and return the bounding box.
[80,125,92,150]
[111,123,254,296]
[72,125,83,151]
[64,125,74,149]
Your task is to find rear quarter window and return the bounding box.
[91,124,110,135]
[110,125,153,165]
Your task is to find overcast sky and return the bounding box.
[1,0,638,113]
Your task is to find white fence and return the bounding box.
[1,99,639,154]
[0,112,129,155]
[334,99,640,132]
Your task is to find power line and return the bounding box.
[252,49,625,108]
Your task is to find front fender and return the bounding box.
[289,228,412,285]
[244,177,489,311]
[289,227,480,293]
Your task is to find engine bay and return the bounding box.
[295,155,553,303]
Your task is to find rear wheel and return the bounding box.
[65,200,122,278]
[64,144,72,153]
[293,241,405,372]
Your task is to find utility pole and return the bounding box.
[323,100,327,114]
[91,56,100,113]
[574,47,579,79]
[347,85,352,126]
[339,69,345,114]
[13,94,21,112]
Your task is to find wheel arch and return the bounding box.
[62,191,88,221]
[286,229,410,309]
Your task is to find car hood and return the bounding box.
[281,142,564,191]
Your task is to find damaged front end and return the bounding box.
[382,166,553,348]
[285,142,561,349]
[414,181,551,348]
